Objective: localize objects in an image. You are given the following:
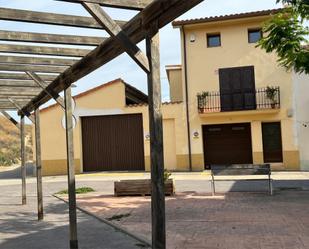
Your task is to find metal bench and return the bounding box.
[210,164,273,195]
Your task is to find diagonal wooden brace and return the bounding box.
[8,98,35,123]
[26,71,65,109]
[1,111,19,128]
[83,2,150,73]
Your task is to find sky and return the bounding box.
[0,0,282,122]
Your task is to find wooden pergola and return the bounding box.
[0,1,203,248]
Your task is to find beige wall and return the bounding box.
[125,102,189,172]
[36,79,190,176]
[163,119,177,170]
[179,16,299,170]
[166,67,183,102]
[183,18,293,110]
[293,72,309,170]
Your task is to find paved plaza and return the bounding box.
[1,168,309,249]
[0,173,150,249]
[76,191,309,249]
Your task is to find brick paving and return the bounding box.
[77,191,309,249]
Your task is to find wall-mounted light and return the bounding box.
[145,132,150,141]
[287,108,294,118]
[193,130,199,139]
[190,33,196,43]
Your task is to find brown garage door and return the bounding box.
[203,123,253,169]
[81,114,145,172]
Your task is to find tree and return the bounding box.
[258,0,309,74]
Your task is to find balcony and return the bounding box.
[197,87,280,114]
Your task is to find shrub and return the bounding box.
[55,187,95,195]
[164,169,172,182]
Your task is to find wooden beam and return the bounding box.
[0,87,42,96]
[0,93,39,97]
[146,33,166,249]
[34,108,44,221]
[0,7,125,29]
[0,44,90,57]
[0,105,18,110]
[20,115,27,205]
[64,87,78,249]
[0,64,68,74]
[1,111,19,127]
[8,98,35,123]
[0,30,105,46]
[0,98,32,109]
[55,0,153,10]
[0,55,78,66]
[0,102,29,106]
[26,72,65,109]
[0,73,57,81]
[0,80,48,87]
[0,103,29,110]
[83,2,150,73]
[0,107,15,110]
[0,96,33,101]
[21,0,203,114]
[0,96,36,101]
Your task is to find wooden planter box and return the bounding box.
[114,179,175,197]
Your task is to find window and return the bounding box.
[248,29,262,43]
[207,33,221,47]
[219,66,256,111]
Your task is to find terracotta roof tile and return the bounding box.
[172,9,283,27]
[126,101,183,108]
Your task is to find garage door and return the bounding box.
[203,123,253,168]
[81,114,145,172]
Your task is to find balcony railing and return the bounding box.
[197,87,280,114]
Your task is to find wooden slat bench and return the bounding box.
[210,164,273,195]
[114,179,175,197]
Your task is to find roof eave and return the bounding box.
[172,8,283,28]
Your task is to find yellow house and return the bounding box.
[37,78,187,175]
[37,9,308,176]
[169,8,309,171]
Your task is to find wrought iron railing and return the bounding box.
[197,87,280,113]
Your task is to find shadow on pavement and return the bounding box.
[215,179,309,193]
[0,163,34,180]
[0,197,149,249]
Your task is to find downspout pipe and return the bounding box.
[182,25,193,172]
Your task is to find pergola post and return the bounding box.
[34,108,43,220]
[0,111,26,205]
[64,87,78,249]
[20,115,27,205]
[0,2,204,249]
[146,32,166,249]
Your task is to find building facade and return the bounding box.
[170,9,308,171]
[35,79,187,175]
[36,9,309,176]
